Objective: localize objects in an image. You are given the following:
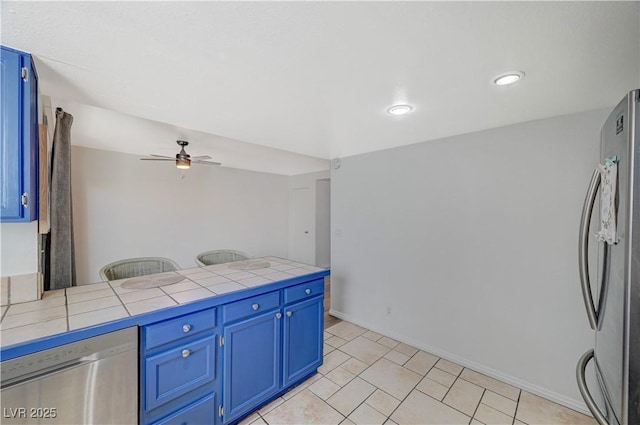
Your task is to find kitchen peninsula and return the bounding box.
[1,257,329,425]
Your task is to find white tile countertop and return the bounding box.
[0,257,328,352]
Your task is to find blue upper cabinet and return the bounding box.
[1,46,38,222]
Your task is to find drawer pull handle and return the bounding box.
[286,311,293,317]
[276,312,282,319]
[182,324,192,333]
[252,303,260,310]
[305,289,311,295]
[182,349,191,358]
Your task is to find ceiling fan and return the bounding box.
[140,140,221,169]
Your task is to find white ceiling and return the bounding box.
[3,2,639,175]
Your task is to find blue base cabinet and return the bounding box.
[1,46,39,222]
[221,279,324,424]
[222,305,282,423]
[139,277,325,425]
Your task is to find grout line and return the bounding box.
[455,374,520,403]
[426,375,480,421]
[64,289,70,330]
[331,382,376,422]
[383,363,431,423]
[105,283,131,317]
[513,389,524,425]
[362,387,401,419]
[362,349,448,422]
[293,382,348,423]
[318,320,566,425]
[439,375,457,402]
[470,388,487,423]
[327,329,420,423]
[327,329,502,424]
[257,412,267,425]
[320,323,493,424]
[481,389,520,419]
[1,305,10,322]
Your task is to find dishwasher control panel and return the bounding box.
[1,327,137,386]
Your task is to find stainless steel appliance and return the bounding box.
[1,327,138,425]
[577,89,639,425]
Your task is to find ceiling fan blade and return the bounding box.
[192,160,222,166]
[140,158,174,161]
[148,154,174,159]
[191,155,212,160]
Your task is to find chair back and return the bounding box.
[99,257,180,281]
[195,250,250,267]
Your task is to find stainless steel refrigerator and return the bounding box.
[577,89,639,425]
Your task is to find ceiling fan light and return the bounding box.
[176,157,190,169]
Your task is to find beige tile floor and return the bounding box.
[239,320,597,425]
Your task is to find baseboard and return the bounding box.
[328,309,591,416]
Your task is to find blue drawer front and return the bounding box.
[146,335,217,411]
[283,279,324,305]
[145,308,216,349]
[152,392,216,425]
[222,291,279,323]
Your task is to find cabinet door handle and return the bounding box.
[276,313,282,319]
[286,311,293,317]
[252,303,260,310]
[305,289,311,295]
[182,349,191,358]
[182,324,192,333]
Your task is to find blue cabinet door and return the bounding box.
[1,47,23,220]
[222,310,281,424]
[282,296,324,387]
[0,46,38,222]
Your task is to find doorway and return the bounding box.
[287,178,331,268]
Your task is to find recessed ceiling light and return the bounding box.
[493,71,525,86]
[387,104,413,115]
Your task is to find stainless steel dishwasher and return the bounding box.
[1,327,138,425]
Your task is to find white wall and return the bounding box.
[331,108,608,412]
[0,222,38,276]
[72,147,290,283]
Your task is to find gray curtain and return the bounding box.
[49,107,76,289]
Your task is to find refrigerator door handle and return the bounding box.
[577,349,609,425]
[578,169,601,330]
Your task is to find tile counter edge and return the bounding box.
[0,268,329,361]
